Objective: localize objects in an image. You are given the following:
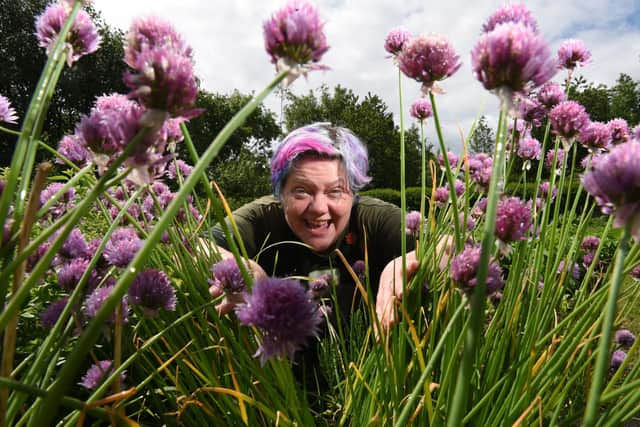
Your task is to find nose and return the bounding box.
[308,193,329,213]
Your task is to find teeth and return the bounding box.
[307,220,328,228]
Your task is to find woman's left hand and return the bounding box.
[375,250,419,336]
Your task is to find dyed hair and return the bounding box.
[270,123,371,197]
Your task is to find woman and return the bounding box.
[210,122,419,333]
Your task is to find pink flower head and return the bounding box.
[128,269,177,316]
[538,181,557,200]
[0,94,18,124]
[471,22,556,95]
[582,142,640,239]
[40,298,69,329]
[103,227,142,268]
[57,134,90,166]
[632,265,640,281]
[211,258,247,294]
[398,33,461,94]
[434,186,450,208]
[580,235,601,253]
[632,124,640,142]
[557,39,591,70]
[437,150,460,170]
[536,81,566,110]
[263,0,329,68]
[615,329,636,348]
[409,98,433,121]
[236,277,323,365]
[405,210,423,236]
[607,118,630,144]
[495,197,532,242]
[82,285,129,324]
[578,121,611,152]
[450,244,504,296]
[35,3,101,66]
[482,3,539,34]
[124,45,201,119]
[544,148,565,170]
[468,153,493,191]
[549,100,590,142]
[80,360,126,391]
[124,16,192,68]
[516,136,541,161]
[517,96,546,128]
[611,350,626,372]
[384,27,411,56]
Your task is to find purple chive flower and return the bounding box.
[482,3,539,33]
[545,148,565,170]
[308,273,331,299]
[539,181,557,200]
[495,197,532,242]
[468,153,493,191]
[56,134,90,166]
[438,150,460,170]
[0,94,18,124]
[434,186,450,208]
[103,227,142,268]
[582,142,640,239]
[632,124,640,142]
[557,39,591,70]
[384,27,411,56]
[607,118,630,144]
[211,258,247,294]
[128,269,177,316]
[615,329,636,348]
[124,16,192,68]
[452,179,466,196]
[536,81,566,110]
[405,210,423,236]
[398,33,461,94]
[80,360,126,391]
[457,212,476,232]
[123,45,201,119]
[236,277,323,365]
[582,252,595,267]
[167,159,193,180]
[610,350,627,372]
[557,260,583,281]
[472,197,488,219]
[40,298,69,328]
[580,236,601,253]
[578,121,612,152]
[517,136,542,161]
[631,265,640,281]
[549,100,590,142]
[35,3,101,66]
[352,260,366,279]
[76,93,146,170]
[57,228,89,261]
[517,96,546,128]
[40,182,76,220]
[409,98,433,121]
[263,0,329,79]
[83,285,129,324]
[57,258,92,290]
[450,245,504,295]
[471,22,556,99]
[384,28,411,56]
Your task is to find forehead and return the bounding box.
[284,157,347,186]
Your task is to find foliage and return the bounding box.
[469,115,495,154]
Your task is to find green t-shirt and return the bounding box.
[211,195,414,318]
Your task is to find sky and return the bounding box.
[92,0,640,154]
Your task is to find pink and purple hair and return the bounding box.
[270,123,371,197]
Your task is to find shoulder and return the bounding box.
[232,195,283,218]
[356,196,401,215]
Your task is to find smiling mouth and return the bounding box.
[305,219,330,230]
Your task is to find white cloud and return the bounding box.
[93,0,640,153]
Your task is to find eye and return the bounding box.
[327,188,345,200]
[292,187,310,199]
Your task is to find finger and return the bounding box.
[216,300,235,316]
[210,285,223,298]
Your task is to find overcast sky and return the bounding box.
[93,0,640,153]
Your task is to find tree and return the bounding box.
[284,85,428,189]
[469,115,495,154]
[610,73,640,125]
[181,90,281,200]
[0,0,128,165]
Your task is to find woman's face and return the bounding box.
[281,157,353,253]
